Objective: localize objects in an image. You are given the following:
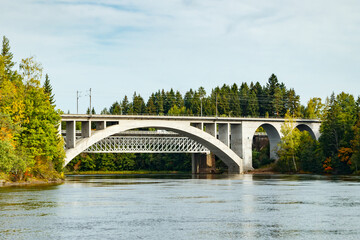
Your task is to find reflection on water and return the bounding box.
[1,174,360,239]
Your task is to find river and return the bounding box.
[1,174,360,239]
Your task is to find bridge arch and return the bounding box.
[251,123,281,161]
[64,120,243,173]
[295,123,316,139]
[249,122,319,169]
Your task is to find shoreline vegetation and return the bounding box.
[2,166,360,187]
[65,170,189,175]
[0,36,64,185]
[1,36,360,187]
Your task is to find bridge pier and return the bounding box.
[81,121,91,138]
[191,153,215,174]
[204,123,216,137]
[230,123,242,160]
[66,121,76,149]
[95,121,106,130]
[218,123,230,147]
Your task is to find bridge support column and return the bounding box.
[192,153,199,174]
[204,123,216,137]
[192,153,215,174]
[230,123,253,172]
[95,121,106,130]
[81,121,91,138]
[230,124,242,157]
[218,123,230,147]
[66,121,76,149]
[242,124,255,172]
[191,122,203,130]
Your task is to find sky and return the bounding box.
[1,0,360,114]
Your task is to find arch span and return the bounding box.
[295,124,316,139]
[64,120,243,173]
[252,123,281,160]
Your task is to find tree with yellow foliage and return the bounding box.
[276,111,302,172]
[0,36,65,181]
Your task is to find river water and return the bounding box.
[1,174,360,240]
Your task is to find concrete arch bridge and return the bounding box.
[61,115,321,174]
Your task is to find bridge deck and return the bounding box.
[61,114,321,123]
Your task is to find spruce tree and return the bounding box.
[1,36,15,75]
[146,96,157,114]
[230,83,241,116]
[43,74,55,105]
[175,91,183,108]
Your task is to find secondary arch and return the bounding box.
[295,124,316,139]
[251,123,281,160]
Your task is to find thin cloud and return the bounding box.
[1,0,359,113]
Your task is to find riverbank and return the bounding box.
[65,170,189,175]
[247,166,277,174]
[67,169,277,175]
[0,178,64,187]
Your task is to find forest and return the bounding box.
[1,35,360,181]
[0,36,64,182]
[97,74,314,119]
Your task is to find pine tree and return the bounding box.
[164,88,176,113]
[175,91,183,108]
[146,94,157,114]
[239,83,249,116]
[192,91,201,115]
[272,87,284,117]
[248,90,259,117]
[43,74,55,105]
[184,89,194,111]
[230,83,241,116]
[121,95,130,114]
[132,92,146,114]
[1,36,15,75]
[265,74,280,116]
[109,101,121,114]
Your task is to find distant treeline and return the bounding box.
[97,74,322,119]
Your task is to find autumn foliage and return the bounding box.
[0,36,65,181]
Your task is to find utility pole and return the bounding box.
[89,88,92,115]
[120,101,123,115]
[200,97,203,117]
[216,94,218,117]
[76,91,82,114]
